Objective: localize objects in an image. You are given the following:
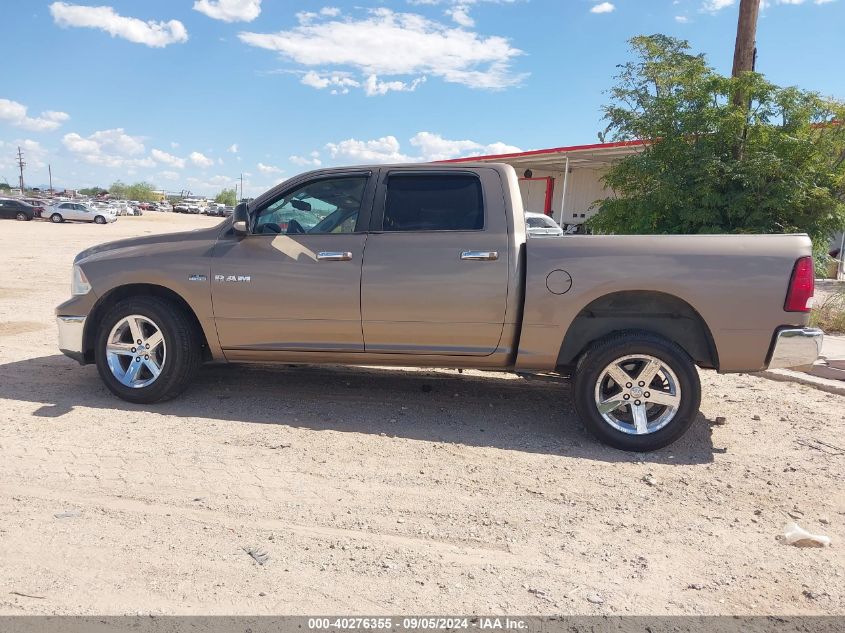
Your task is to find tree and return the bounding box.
[110,181,157,201]
[79,186,106,197]
[109,180,128,200]
[125,182,157,202]
[590,35,845,244]
[214,188,237,206]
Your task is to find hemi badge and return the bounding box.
[188,274,207,282]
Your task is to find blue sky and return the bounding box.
[1,0,843,196]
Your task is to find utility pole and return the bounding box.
[731,0,760,102]
[48,164,54,197]
[240,173,244,202]
[16,146,25,193]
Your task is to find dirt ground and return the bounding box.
[0,213,842,616]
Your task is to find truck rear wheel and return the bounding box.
[572,331,701,451]
[94,296,201,404]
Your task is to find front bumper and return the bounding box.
[57,315,87,364]
[767,327,824,369]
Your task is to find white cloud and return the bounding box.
[158,170,180,181]
[675,15,690,22]
[0,139,48,171]
[300,70,361,94]
[227,143,239,153]
[189,151,214,168]
[62,128,153,168]
[409,131,521,161]
[322,131,522,164]
[704,0,833,11]
[151,148,185,169]
[702,0,736,11]
[446,6,474,27]
[289,152,322,167]
[326,136,411,163]
[239,8,525,92]
[257,162,284,174]
[49,2,188,48]
[590,2,616,14]
[193,0,262,23]
[0,98,70,132]
[363,74,426,96]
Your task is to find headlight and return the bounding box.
[72,265,91,296]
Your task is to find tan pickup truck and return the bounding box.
[56,163,822,451]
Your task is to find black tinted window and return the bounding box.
[383,174,483,231]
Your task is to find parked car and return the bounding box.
[525,212,564,237]
[56,163,822,451]
[173,201,190,213]
[47,201,117,224]
[0,198,36,221]
[22,197,47,218]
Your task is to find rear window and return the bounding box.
[526,216,557,228]
[382,174,483,232]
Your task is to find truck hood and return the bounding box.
[73,223,226,264]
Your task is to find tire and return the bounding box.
[94,215,106,224]
[50,213,63,223]
[15,212,30,221]
[94,296,202,404]
[572,330,701,452]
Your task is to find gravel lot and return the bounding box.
[0,214,843,615]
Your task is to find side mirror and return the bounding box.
[232,202,249,235]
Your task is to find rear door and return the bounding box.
[361,168,510,356]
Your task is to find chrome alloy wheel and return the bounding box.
[593,354,682,435]
[105,315,166,389]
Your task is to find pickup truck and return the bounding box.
[55,163,822,451]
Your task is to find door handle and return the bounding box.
[460,251,499,261]
[317,251,353,261]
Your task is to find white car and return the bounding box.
[525,212,564,237]
[47,202,117,224]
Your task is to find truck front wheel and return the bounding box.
[94,296,202,404]
[572,331,701,451]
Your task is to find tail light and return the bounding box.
[784,256,814,312]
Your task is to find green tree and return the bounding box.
[125,182,157,202]
[79,186,106,197]
[590,34,845,243]
[214,188,237,206]
[109,180,128,200]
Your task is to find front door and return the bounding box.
[211,172,374,355]
[361,169,510,356]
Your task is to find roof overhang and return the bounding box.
[438,139,645,171]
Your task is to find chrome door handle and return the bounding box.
[317,251,353,261]
[460,251,499,261]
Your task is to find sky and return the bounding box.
[1,0,843,197]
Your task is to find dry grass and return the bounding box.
[810,290,845,334]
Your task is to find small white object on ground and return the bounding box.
[783,522,832,548]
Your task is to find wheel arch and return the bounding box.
[557,290,719,371]
[82,283,211,364]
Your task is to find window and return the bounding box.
[254,176,368,235]
[526,215,558,229]
[382,174,483,232]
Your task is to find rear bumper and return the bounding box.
[57,315,87,364]
[767,327,823,369]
